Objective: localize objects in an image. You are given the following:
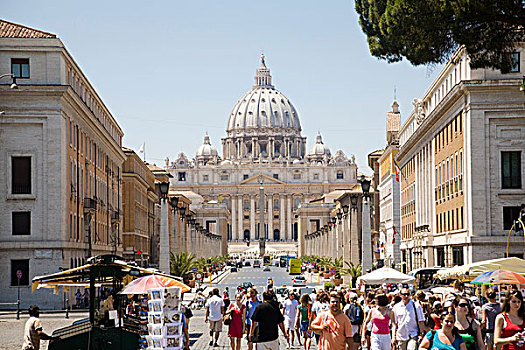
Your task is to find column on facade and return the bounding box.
[350,209,359,265]
[238,195,243,240]
[343,213,350,264]
[231,195,237,241]
[268,195,273,241]
[287,195,292,241]
[280,195,285,241]
[250,195,256,240]
[362,198,372,273]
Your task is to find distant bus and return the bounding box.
[408,267,442,289]
[279,257,287,268]
[263,255,271,266]
[289,258,301,275]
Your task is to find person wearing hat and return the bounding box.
[22,305,59,350]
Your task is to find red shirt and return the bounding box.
[501,313,525,350]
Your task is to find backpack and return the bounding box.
[346,303,364,325]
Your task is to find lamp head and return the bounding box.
[331,217,337,224]
[159,182,169,196]
[359,175,371,195]
[350,194,359,207]
[10,75,18,89]
[337,212,343,220]
[170,196,179,207]
[342,204,349,214]
[178,206,186,215]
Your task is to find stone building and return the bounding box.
[167,56,359,247]
[122,148,158,265]
[377,101,402,267]
[396,46,525,271]
[0,19,125,309]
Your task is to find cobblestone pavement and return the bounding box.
[0,311,88,350]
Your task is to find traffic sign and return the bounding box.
[192,267,198,272]
[195,272,203,280]
[307,261,310,264]
[329,268,336,276]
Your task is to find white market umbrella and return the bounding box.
[357,267,415,285]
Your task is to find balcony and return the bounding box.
[111,210,120,223]
[83,198,96,213]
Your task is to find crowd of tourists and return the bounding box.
[203,281,525,350]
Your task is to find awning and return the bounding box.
[32,255,183,293]
[434,257,525,280]
[357,267,415,285]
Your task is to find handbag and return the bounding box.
[224,312,232,325]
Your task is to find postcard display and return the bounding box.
[146,287,183,350]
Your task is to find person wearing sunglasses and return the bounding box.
[494,290,525,350]
[453,298,484,350]
[392,288,425,350]
[419,311,466,350]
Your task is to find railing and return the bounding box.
[12,183,31,194]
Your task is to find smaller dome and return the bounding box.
[196,134,218,157]
[308,132,331,156]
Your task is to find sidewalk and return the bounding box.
[183,269,230,306]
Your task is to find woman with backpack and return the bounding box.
[343,295,364,350]
[419,311,467,350]
[361,294,394,350]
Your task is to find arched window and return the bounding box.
[294,197,300,210]
[337,171,344,179]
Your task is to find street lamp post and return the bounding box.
[159,182,170,274]
[360,175,372,273]
[0,73,18,89]
[259,175,265,257]
[170,196,179,254]
[331,216,338,258]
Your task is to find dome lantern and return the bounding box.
[254,54,273,88]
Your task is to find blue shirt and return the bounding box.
[426,330,464,350]
[246,298,260,325]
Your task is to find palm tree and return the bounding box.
[344,261,362,287]
[170,252,196,282]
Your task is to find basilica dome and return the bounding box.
[308,132,331,156]
[226,56,301,136]
[196,134,218,157]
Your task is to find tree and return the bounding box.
[170,252,196,281]
[345,261,362,288]
[354,0,525,71]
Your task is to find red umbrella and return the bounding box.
[119,275,190,294]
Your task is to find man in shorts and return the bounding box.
[205,288,225,347]
[282,291,300,348]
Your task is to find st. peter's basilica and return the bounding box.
[166,56,359,242]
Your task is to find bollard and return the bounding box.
[16,299,20,320]
[65,299,69,319]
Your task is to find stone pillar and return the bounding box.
[280,195,285,241]
[350,209,359,265]
[287,196,292,241]
[333,222,338,259]
[231,196,237,241]
[343,214,350,265]
[250,195,256,240]
[159,200,170,274]
[362,198,372,273]
[268,196,273,241]
[238,196,243,241]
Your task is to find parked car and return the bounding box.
[263,266,271,271]
[292,275,307,287]
[253,260,261,268]
[244,260,251,267]
[238,282,253,291]
[230,267,238,273]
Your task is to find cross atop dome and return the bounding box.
[254,54,273,88]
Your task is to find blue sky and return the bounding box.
[3,0,440,173]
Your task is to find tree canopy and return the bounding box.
[354,0,525,72]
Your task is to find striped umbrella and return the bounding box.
[119,274,190,294]
[471,269,525,285]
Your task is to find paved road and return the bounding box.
[0,312,88,350]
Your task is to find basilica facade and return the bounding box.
[166,57,359,242]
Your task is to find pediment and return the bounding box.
[239,173,285,185]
